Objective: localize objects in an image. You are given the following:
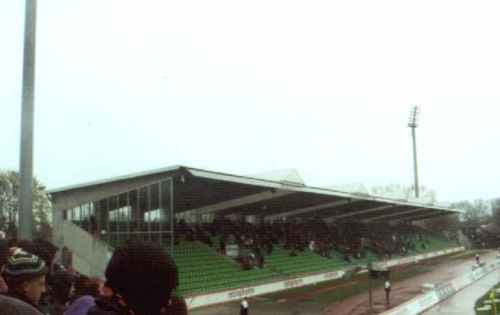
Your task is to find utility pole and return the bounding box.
[408,106,420,198]
[18,0,37,240]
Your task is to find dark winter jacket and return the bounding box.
[0,293,43,315]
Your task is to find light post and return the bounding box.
[408,106,420,198]
[18,0,38,240]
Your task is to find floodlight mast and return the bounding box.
[408,106,420,198]
[19,0,37,240]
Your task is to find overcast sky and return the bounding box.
[1,0,499,203]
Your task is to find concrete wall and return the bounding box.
[60,221,112,278]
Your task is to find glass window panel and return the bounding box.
[128,190,137,215]
[150,183,160,211]
[160,180,171,223]
[119,193,127,209]
[99,198,108,226]
[139,187,148,212]
[109,195,118,212]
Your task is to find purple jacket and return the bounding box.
[63,296,96,315]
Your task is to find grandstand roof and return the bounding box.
[249,169,305,186]
[49,165,462,222]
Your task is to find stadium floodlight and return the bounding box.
[18,0,37,240]
[408,105,420,198]
[408,105,419,128]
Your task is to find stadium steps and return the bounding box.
[173,242,280,296]
[413,236,456,254]
[265,246,352,276]
[100,235,457,297]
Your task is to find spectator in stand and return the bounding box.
[88,240,179,315]
[0,252,48,315]
[309,240,315,252]
[265,238,273,255]
[253,246,264,269]
[174,217,444,267]
[219,236,226,255]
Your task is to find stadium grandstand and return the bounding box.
[48,165,463,307]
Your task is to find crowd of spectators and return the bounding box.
[0,231,186,315]
[173,217,448,270]
[0,213,456,315]
[74,212,453,275]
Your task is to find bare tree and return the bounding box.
[490,198,500,226]
[421,214,460,232]
[451,199,490,224]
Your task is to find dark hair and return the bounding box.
[19,238,58,267]
[73,275,100,299]
[50,270,75,304]
[105,240,178,315]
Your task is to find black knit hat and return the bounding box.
[2,252,48,281]
[51,269,75,289]
[19,238,58,267]
[105,240,178,315]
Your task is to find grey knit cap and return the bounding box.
[2,252,47,279]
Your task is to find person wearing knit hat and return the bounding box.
[2,252,48,308]
[0,251,47,315]
[16,238,62,315]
